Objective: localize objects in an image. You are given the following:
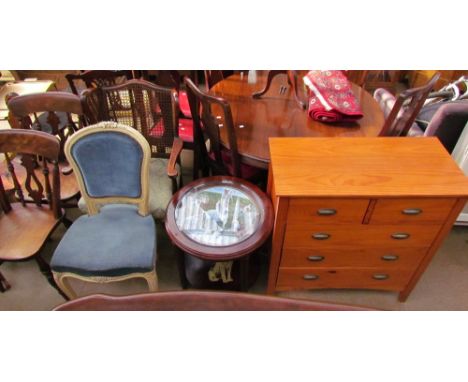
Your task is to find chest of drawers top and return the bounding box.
[269,137,468,198]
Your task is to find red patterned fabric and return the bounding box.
[304,70,363,123]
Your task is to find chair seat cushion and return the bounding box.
[178,118,194,143]
[51,204,156,277]
[179,90,192,118]
[77,158,179,220]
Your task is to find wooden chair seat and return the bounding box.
[0,158,80,202]
[0,202,60,261]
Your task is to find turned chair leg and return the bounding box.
[53,273,76,300]
[145,271,159,292]
[0,270,11,292]
[35,256,69,300]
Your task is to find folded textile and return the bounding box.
[303,70,363,123]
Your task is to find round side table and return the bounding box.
[165,176,274,291]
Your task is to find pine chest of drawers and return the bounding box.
[267,137,468,301]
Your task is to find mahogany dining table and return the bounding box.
[208,70,385,169]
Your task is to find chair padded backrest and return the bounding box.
[65,121,150,216]
[424,101,468,153]
[379,73,440,137]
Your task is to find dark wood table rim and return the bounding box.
[165,176,274,261]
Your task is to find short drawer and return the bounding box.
[368,198,456,225]
[287,198,369,224]
[276,267,413,291]
[280,247,428,269]
[283,224,442,249]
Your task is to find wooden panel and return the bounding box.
[369,198,456,225]
[266,196,289,294]
[0,203,59,260]
[269,138,468,198]
[287,198,370,224]
[284,224,442,249]
[280,247,428,269]
[276,267,413,291]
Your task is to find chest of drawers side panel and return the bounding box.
[399,198,467,301]
[266,175,289,294]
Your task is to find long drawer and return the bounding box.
[280,247,428,269]
[283,224,442,249]
[276,267,413,291]
[368,198,456,225]
[287,198,370,224]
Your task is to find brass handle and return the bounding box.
[317,208,337,216]
[391,233,410,240]
[307,255,324,262]
[381,254,399,261]
[312,233,330,240]
[372,274,389,280]
[303,274,319,281]
[402,208,422,215]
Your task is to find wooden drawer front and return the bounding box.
[283,224,442,249]
[276,267,413,291]
[369,198,456,225]
[287,198,369,224]
[280,247,428,269]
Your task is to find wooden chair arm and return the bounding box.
[167,137,184,178]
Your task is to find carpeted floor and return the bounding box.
[1,202,468,310]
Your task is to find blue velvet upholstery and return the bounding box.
[51,205,156,277]
[71,131,143,198]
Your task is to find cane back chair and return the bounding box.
[0,129,66,297]
[81,79,183,219]
[50,122,158,299]
[66,70,131,96]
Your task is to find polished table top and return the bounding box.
[209,70,385,169]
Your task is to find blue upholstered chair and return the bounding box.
[80,79,184,220]
[50,122,157,299]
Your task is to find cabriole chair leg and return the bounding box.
[52,273,76,300]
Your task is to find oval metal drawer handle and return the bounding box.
[372,274,389,280]
[391,233,410,240]
[317,208,337,216]
[381,254,399,261]
[312,233,330,240]
[307,255,325,262]
[402,208,422,215]
[303,274,319,281]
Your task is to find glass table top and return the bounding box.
[175,184,261,247]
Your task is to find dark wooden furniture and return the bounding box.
[251,70,307,109]
[267,137,468,301]
[204,70,230,89]
[65,70,131,96]
[379,73,440,137]
[0,129,67,297]
[346,70,370,87]
[0,80,55,120]
[3,92,83,205]
[208,70,385,169]
[54,291,373,310]
[184,77,264,181]
[165,176,274,291]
